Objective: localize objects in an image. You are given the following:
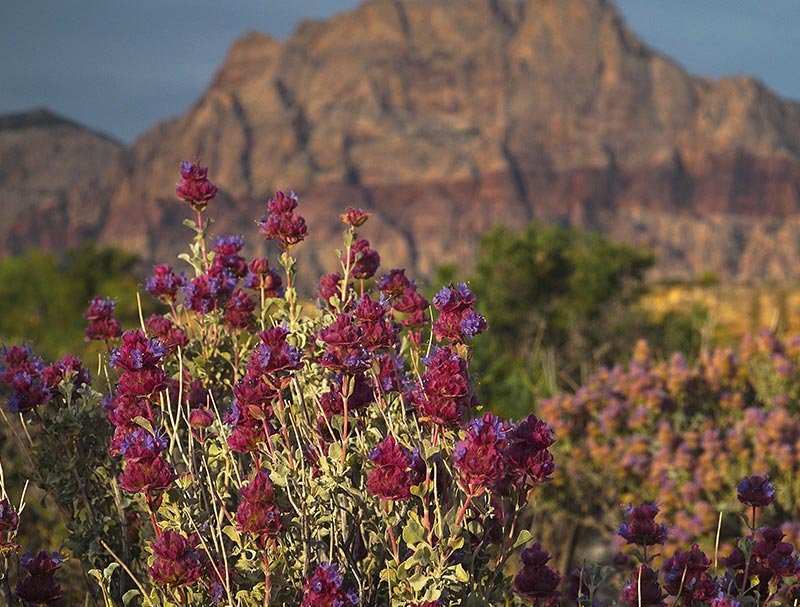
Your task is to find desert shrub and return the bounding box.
[449,224,705,419]
[0,244,147,360]
[567,484,800,606]
[536,332,800,569]
[0,244,151,579]
[0,164,558,606]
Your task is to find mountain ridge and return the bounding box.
[4,0,800,283]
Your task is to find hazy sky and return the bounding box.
[2,1,798,142]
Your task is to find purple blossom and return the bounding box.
[147,531,203,587]
[453,413,509,492]
[737,475,776,508]
[257,190,308,248]
[344,238,380,280]
[176,161,218,211]
[619,503,669,547]
[145,264,185,303]
[301,563,358,607]
[84,295,122,341]
[513,543,561,603]
[366,436,423,501]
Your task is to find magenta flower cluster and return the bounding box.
[147,530,203,587]
[145,263,185,303]
[84,295,122,341]
[14,551,65,606]
[0,498,19,551]
[257,190,308,248]
[513,543,561,605]
[432,283,487,343]
[301,563,359,607]
[378,269,429,328]
[454,413,555,494]
[107,330,175,508]
[226,326,302,453]
[366,436,424,501]
[619,503,669,547]
[411,346,475,426]
[175,161,218,211]
[236,470,282,547]
[1,345,90,413]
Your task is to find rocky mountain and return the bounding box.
[0,109,122,253]
[4,0,800,284]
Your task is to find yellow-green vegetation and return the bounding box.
[644,281,800,343]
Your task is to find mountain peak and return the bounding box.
[4,0,800,282]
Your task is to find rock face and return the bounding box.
[4,0,800,284]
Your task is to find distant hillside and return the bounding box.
[4,0,800,284]
[0,108,122,253]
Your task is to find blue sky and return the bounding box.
[1,1,797,142]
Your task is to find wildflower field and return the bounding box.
[0,163,798,606]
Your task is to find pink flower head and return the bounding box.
[619,503,669,547]
[42,354,91,391]
[15,551,65,606]
[111,330,168,398]
[318,313,370,373]
[301,563,359,607]
[148,530,203,587]
[119,454,176,500]
[0,498,20,541]
[381,271,429,328]
[340,207,370,227]
[244,257,283,296]
[737,475,776,508]
[453,413,509,492]
[183,272,231,315]
[621,565,665,607]
[318,272,343,304]
[145,264,185,303]
[366,436,423,501]
[111,426,167,461]
[212,235,248,278]
[344,238,380,280]
[257,190,308,248]
[513,543,561,602]
[247,326,303,376]
[189,408,215,429]
[224,288,256,331]
[176,161,217,211]
[432,283,487,342]
[84,296,122,341]
[236,470,282,544]
[0,345,52,413]
[353,295,397,351]
[505,414,555,488]
[145,315,188,354]
[662,544,716,603]
[411,346,474,426]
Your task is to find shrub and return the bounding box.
[0,163,557,606]
[536,334,800,569]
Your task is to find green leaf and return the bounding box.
[511,529,533,550]
[132,416,154,435]
[103,562,120,582]
[454,563,470,583]
[122,589,141,606]
[402,518,427,546]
